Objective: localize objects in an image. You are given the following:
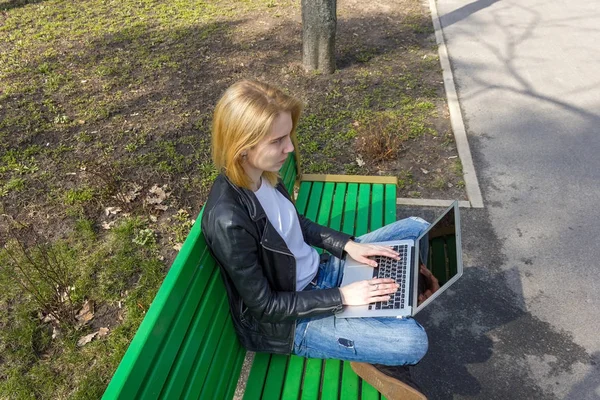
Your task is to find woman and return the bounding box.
[202,80,435,400]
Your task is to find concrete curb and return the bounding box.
[397,198,472,208]
[427,0,485,208]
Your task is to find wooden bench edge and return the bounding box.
[300,174,398,185]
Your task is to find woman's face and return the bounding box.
[244,111,294,178]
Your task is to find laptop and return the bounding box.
[336,201,463,318]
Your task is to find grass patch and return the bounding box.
[0,217,165,399]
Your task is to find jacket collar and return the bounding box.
[222,174,289,222]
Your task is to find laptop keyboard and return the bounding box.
[368,244,408,311]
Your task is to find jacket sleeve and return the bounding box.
[205,212,344,323]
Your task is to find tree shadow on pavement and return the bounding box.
[396,206,591,399]
[440,0,501,28]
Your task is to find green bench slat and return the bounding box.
[283,156,297,193]
[317,182,335,227]
[280,156,292,181]
[157,267,223,398]
[180,295,230,398]
[295,181,312,215]
[280,356,305,399]
[279,157,292,190]
[362,382,380,400]
[140,252,218,398]
[370,184,384,232]
[321,358,342,398]
[330,183,347,231]
[356,184,370,236]
[305,181,323,221]
[244,352,271,399]
[340,362,360,400]
[301,359,323,400]
[199,318,242,399]
[262,354,288,399]
[343,184,358,235]
[384,184,396,225]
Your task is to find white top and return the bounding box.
[254,180,319,291]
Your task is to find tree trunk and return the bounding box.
[302,0,336,74]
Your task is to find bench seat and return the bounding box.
[102,154,397,400]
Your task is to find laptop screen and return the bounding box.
[413,202,463,314]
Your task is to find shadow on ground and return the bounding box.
[396,206,592,399]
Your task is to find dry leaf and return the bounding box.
[77,331,98,347]
[116,183,142,203]
[173,243,183,251]
[104,206,122,216]
[102,221,116,230]
[146,184,169,204]
[43,313,57,323]
[52,326,61,340]
[448,156,458,159]
[154,204,169,211]
[97,327,109,338]
[75,300,95,326]
[420,168,429,174]
[356,156,365,167]
[149,215,158,222]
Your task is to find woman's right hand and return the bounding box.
[339,278,399,306]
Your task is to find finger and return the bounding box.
[372,278,396,284]
[369,295,391,303]
[361,246,400,258]
[373,247,401,259]
[359,256,378,267]
[370,283,399,293]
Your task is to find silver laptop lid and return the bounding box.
[412,201,463,316]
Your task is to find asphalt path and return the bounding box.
[406,0,600,398]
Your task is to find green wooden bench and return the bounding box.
[102,153,398,400]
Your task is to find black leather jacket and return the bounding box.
[202,174,352,354]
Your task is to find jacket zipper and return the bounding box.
[261,242,294,258]
[260,241,297,352]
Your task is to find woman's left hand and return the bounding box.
[343,240,400,267]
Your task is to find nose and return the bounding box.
[284,136,294,154]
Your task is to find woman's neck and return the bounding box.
[243,165,263,191]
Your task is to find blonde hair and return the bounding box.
[212,80,302,189]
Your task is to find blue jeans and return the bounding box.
[293,217,430,366]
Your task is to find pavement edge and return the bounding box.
[427,0,485,208]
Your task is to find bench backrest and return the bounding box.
[103,154,299,399]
